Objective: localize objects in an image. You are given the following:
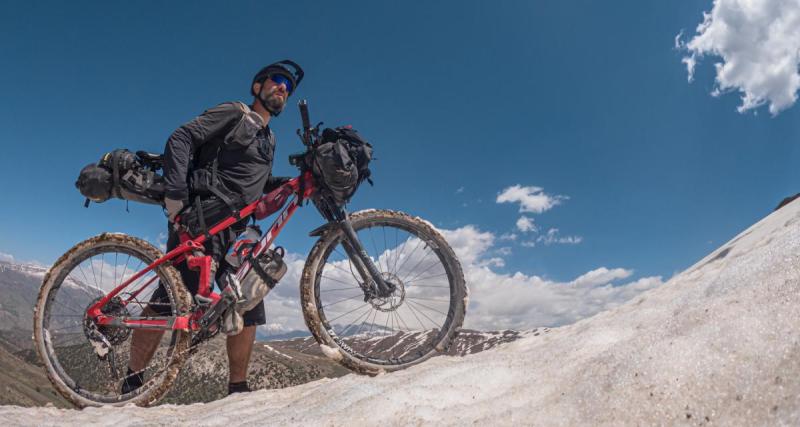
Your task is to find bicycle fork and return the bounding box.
[338,218,396,299]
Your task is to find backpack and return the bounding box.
[75,149,165,207]
[312,126,373,206]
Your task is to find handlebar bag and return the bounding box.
[312,126,373,206]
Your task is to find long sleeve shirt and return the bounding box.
[162,102,277,205]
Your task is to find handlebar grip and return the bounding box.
[299,99,310,130]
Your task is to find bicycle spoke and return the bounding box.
[392,234,410,277]
[322,293,364,310]
[367,227,384,274]
[89,255,99,289]
[320,274,359,287]
[326,254,360,279]
[405,272,449,285]
[405,300,438,328]
[120,254,131,285]
[407,283,449,288]
[99,253,105,290]
[394,236,422,276]
[403,258,444,284]
[320,285,361,292]
[383,309,391,337]
[113,252,118,290]
[366,308,379,337]
[404,302,427,330]
[327,300,370,323]
[407,299,448,317]
[382,226,389,273]
[394,309,411,332]
[406,295,450,303]
[337,305,374,337]
[400,246,433,283]
[354,307,377,337]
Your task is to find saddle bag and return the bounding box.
[75,149,165,206]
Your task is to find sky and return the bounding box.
[1,0,799,331]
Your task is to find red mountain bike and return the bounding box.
[33,101,467,407]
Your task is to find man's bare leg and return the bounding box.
[227,325,256,384]
[129,307,166,372]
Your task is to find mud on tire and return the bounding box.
[300,209,467,375]
[33,233,191,407]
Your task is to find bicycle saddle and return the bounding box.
[136,151,164,169]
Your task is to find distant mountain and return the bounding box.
[255,327,311,341]
[267,328,537,360]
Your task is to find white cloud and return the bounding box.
[156,232,168,252]
[678,0,800,115]
[455,186,465,194]
[496,185,567,214]
[259,224,659,332]
[496,247,513,256]
[537,228,583,246]
[0,252,14,263]
[516,216,537,233]
[570,267,633,288]
[499,233,518,241]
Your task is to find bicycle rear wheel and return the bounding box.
[300,209,467,374]
[33,233,191,407]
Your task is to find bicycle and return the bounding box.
[33,100,467,407]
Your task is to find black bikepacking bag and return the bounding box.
[75,149,166,206]
[312,126,373,206]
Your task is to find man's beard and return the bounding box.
[265,94,286,114]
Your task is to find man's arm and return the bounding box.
[163,103,243,202]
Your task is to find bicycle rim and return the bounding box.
[36,237,184,405]
[310,211,464,368]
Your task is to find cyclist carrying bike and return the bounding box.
[124,60,304,396]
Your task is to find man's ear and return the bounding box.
[251,81,262,96]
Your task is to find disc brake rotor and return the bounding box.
[368,272,406,312]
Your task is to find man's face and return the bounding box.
[257,75,289,115]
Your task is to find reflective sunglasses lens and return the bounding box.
[269,74,293,93]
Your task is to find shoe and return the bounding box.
[121,368,144,394]
[228,381,250,395]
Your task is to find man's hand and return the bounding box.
[164,197,185,223]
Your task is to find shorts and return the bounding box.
[149,222,266,327]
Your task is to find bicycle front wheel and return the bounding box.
[33,233,191,407]
[300,209,467,375]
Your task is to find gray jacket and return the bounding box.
[163,102,277,204]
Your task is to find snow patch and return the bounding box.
[319,344,343,361]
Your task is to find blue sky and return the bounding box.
[1,0,798,296]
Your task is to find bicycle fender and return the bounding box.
[308,222,337,237]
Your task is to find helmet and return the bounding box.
[251,60,304,117]
[251,60,304,97]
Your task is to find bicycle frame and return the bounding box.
[86,171,317,332]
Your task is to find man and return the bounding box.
[123,60,303,396]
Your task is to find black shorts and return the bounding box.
[149,223,266,327]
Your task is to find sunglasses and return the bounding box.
[268,73,294,94]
